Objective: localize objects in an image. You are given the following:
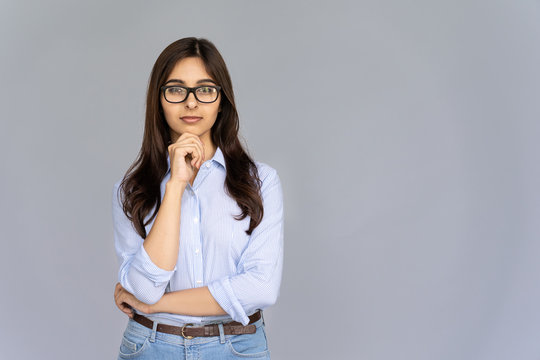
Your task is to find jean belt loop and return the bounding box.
[261,309,265,326]
[218,322,225,344]
[149,320,158,343]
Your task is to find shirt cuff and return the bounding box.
[130,243,177,286]
[208,277,250,325]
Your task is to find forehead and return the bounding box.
[166,57,213,83]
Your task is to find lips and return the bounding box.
[181,116,202,123]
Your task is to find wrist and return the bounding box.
[146,300,158,314]
[148,293,166,314]
[166,179,187,191]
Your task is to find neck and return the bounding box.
[204,141,217,163]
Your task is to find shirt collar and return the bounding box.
[166,145,226,173]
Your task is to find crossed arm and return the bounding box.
[112,167,283,324]
[114,282,227,318]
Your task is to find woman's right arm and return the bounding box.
[112,180,186,305]
[141,179,187,272]
[113,133,205,305]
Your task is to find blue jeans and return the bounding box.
[117,314,271,359]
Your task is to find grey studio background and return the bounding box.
[1,1,539,359]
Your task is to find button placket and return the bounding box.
[192,162,213,189]
[192,190,204,288]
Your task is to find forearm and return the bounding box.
[150,286,227,316]
[143,179,186,271]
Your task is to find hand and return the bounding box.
[168,132,205,184]
[114,282,152,318]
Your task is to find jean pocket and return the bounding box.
[226,326,270,359]
[118,330,150,358]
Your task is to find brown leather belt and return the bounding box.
[132,310,262,339]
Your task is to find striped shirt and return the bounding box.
[112,146,284,326]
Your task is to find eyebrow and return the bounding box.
[164,78,217,85]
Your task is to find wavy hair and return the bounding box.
[117,37,263,238]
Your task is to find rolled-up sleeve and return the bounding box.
[207,169,284,325]
[112,180,176,304]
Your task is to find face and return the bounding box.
[160,56,221,144]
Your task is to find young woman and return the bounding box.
[111,37,284,359]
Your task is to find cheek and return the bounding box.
[161,104,176,121]
[160,98,171,114]
[212,101,222,117]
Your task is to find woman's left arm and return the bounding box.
[114,283,226,317]
[151,286,227,315]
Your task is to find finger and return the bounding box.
[184,145,201,169]
[115,284,126,301]
[115,293,133,315]
[176,132,200,146]
[121,303,133,315]
[114,283,122,298]
[191,138,204,168]
[176,134,204,166]
[178,137,204,168]
[177,131,200,142]
[171,144,196,161]
[114,290,123,308]
[116,298,129,313]
[173,143,202,169]
[191,136,204,165]
[115,290,130,311]
[176,131,193,142]
[116,288,136,312]
[115,296,127,314]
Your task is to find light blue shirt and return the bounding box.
[112,146,284,326]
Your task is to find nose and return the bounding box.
[185,91,198,108]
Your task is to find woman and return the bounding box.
[111,37,284,359]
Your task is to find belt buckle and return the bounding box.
[181,323,195,339]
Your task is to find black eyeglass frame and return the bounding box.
[160,85,222,104]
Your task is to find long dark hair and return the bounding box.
[117,37,263,238]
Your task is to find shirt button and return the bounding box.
[195,248,200,254]
[196,280,202,284]
[205,162,211,168]
[194,217,198,223]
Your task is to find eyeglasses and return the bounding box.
[160,85,221,104]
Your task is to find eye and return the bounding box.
[168,87,187,95]
[197,86,216,94]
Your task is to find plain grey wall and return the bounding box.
[1,1,539,359]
